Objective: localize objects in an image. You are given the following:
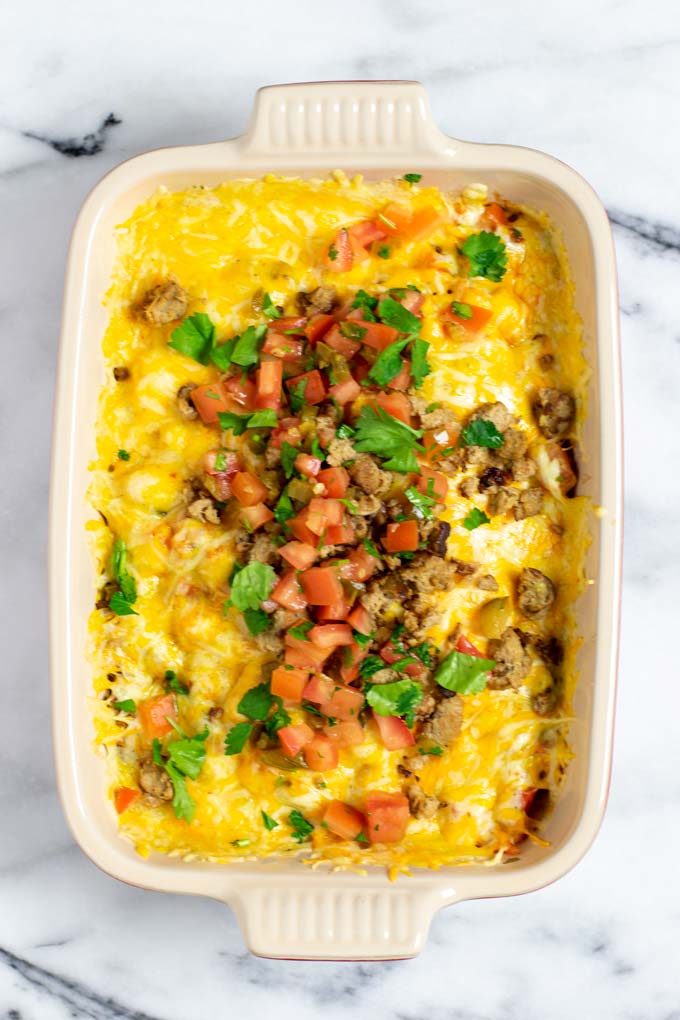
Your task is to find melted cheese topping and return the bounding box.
[88,173,589,870]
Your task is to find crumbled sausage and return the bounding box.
[369,667,401,685]
[401,553,457,594]
[533,387,575,439]
[208,706,224,721]
[460,476,479,497]
[517,568,556,616]
[487,627,532,689]
[113,366,130,381]
[487,487,519,516]
[510,456,536,482]
[478,466,507,491]
[418,403,457,431]
[248,534,280,566]
[297,285,337,314]
[421,696,463,746]
[533,635,564,665]
[501,428,528,460]
[326,437,356,466]
[264,444,282,468]
[138,761,173,800]
[360,574,410,619]
[405,781,440,818]
[515,487,544,520]
[532,684,562,716]
[539,353,555,371]
[477,574,499,591]
[95,580,118,610]
[425,520,451,557]
[450,558,477,576]
[141,277,188,324]
[233,527,253,558]
[188,498,221,524]
[349,454,392,497]
[316,416,337,448]
[177,384,198,420]
[469,401,515,433]
[353,493,383,516]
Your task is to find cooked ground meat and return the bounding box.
[316,416,337,448]
[405,781,440,819]
[469,401,515,433]
[248,534,280,565]
[138,761,173,800]
[465,445,504,469]
[532,683,562,716]
[487,627,532,689]
[533,387,575,439]
[510,456,536,482]
[326,437,356,466]
[515,487,544,520]
[425,520,450,557]
[460,476,479,497]
[517,568,556,616]
[254,628,285,655]
[401,553,457,594]
[349,454,392,496]
[478,466,507,491]
[95,580,118,610]
[353,492,382,516]
[233,527,253,558]
[418,404,457,430]
[421,696,463,746]
[264,444,282,468]
[487,486,519,516]
[414,691,437,721]
[477,574,499,591]
[369,667,400,685]
[141,277,188,324]
[533,635,564,665]
[187,498,221,524]
[501,428,528,460]
[208,706,224,721]
[449,558,477,576]
[296,285,337,314]
[539,353,555,371]
[360,576,406,619]
[113,366,130,381]
[177,384,198,420]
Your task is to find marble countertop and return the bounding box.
[2,0,679,1015]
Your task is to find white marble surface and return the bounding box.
[2,0,679,1015]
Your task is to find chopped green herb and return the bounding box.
[358,655,386,679]
[377,212,397,230]
[419,745,444,756]
[262,292,282,319]
[230,324,268,368]
[238,682,274,721]
[351,290,378,322]
[410,337,431,389]
[460,231,508,282]
[232,838,251,847]
[108,591,138,616]
[280,441,299,479]
[224,722,253,756]
[336,422,356,439]
[511,227,523,241]
[463,507,491,531]
[405,485,436,520]
[168,313,216,365]
[210,337,237,372]
[366,679,422,727]
[113,699,136,714]
[311,437,324,461]
[353,404,424,474]
[274,488,295,525]
[166,727,208,780]
[327,243,339,262]
[289,809,314,843]
[117,449,130,461]
[353,631,372,648]
[355,831,369,844]
[213,451,227,471]
[261,810,279,831]
[108,538,138,616]
[434,650,496,694]
[217,408,277,435]
[367,336,411,387]
[152,738,164,766]
[403,173,422,183]
[340,321,367,342]
[165,761,196,822]
[410,643,436,668]
[377,246,390,259]
[288,378,308,413]
[243,608,271,635]
[228,562,276,613]
[377,296,422,335]
[451,301,473,320]
[363,537,382,559]
[264,703,291,738]
[289,620,314,641]
[458,419,504,449]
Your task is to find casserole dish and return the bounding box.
[50,80,622,960]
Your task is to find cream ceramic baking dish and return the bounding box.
[50,80,622,960]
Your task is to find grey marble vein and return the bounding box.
[21,113,121,159]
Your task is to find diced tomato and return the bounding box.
[372,391,413,425]
[317,466,349,498]
[400,207,447,241]
[191,381,235,425]
[387,358,411,392]
[320,685,365,721]
[380,643,425,679]
[272,570,308,612]
[288,513,319,547]
[285,637,331,670]
[326,228,353,272]
[305,313,335,344]
[114,787,141,814]
[485,202,507,227]
[295,453,322,478]
[231,471,268,507]
[270,416,301,448]
[305,497,344,535]
[326,523,355,545]
[399,290,425,315]
[444,303,493,333]
[382,519,419,553]
[323,719,365,748]
[239,502,274,531]
[379,203,414,235]
[278,541,318,571]
[422,425,458,461]
[347,545,380,582]
[347,605,373,636]
[262,334,305,361]
[270,666,309,702]
[204,449,240,500]
[373,713,415,751]
[455,634,485,658]
[348,219,388,247]
[138,693,177,739]
[302,675,335,704]
[315,598,351,622]
[255,359,283,410]
[286,369,327,406]
[417,466,448,502]
[358,321,400,351]
[323,324,361,359]
[365,790,410,843]
[323,800,366,839]
[309,623,353,648]
[274,316,307,333]
[278,723,314,757]
[303,734,339,771]
[328,377,361,406]
[223,374,256,411]
[339,640,369,684]
[299,567,344,606]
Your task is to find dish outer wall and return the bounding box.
[49,81,622,961]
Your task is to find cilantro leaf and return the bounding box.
[289,809,314,843]
[354,631,372,648]
[261,810,279,831]
[230,324,268,368]
[364,537,381,559]
[229,562,276,612]
[403,173,422,183]
[111,538,137,604]
[463,507,490,531]
[248,409,278,428]
[168,313,216,365]
[355,831,369,844]
[451,301,473,320]
[210,337,237,372]
[166,728,208,780]
[351,290,378,322]
[289,619,313,641]
[243,608,271,635]
[410,337,431,389]
[152,738,164,766]
[405,485,436,520]
[280,441,299,479]
[353,405,424,475]
[108,591,138,616]
[117,449,130,461]
[377,296,422,335]
[224,721,253,756]
[382,447,421,473]
[288,378,308,413]
[366,679,422,727]
[419,745,444,756]
[113,699,136,714]
[217,408,277,435]
[458,419,504,449]
[377,246,390,259]
[262,293,282,319]
[238,682,274,721]
[460,231,508,282]
[327,243,338,262]
[336,422,356,439]
[358,655,386,679]
[274,487,295,524]
[411,642,436,668]
[165,762,196,822]
[164,669,189,695]
[367,336,411,387]
[264,700,291,737]
[434,649,496,694]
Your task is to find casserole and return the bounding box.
[50,80,622,960]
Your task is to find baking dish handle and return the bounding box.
[240,80,455,159]
[227,879,446,961]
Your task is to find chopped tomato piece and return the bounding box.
[380,643,425,678]
[400,207,447,241]
[323,720,365,748]
[444,303,492,333]
[485,202,507,227]
[417,466,448,502]
[315,598,351,622]
[288,513,319,546]
[455,634,485,658]
[305,313,335,344]
[278,723,314,757]
[286,369,327,406]
[339,640,369,684]
[272,570,308,612]
[347,605,373,636]
[302,675,335,704]
[303,734,339,771]
[305,497,344,535]
[231,471,268,507]
[295,453,322,478]
[309,623,353,648]
[262,334,305,361]
[328,377,361,405]
[191,381,235,425]
[320,685,365,721]
[373,713,415,751]
[365,790,410,843]
[270,416,301,448]
[271,666,309,703]
[423,425,458,460]
[372,391,413,425]
[138,693,177,739]
[204,449,239,500]
[114,787,141,814]
[326,523,355,545]
[323,800,366,839]
[348,219,388,247]
[379,203,414,235]
[399,290,425,315]
[285,637,331,670]
[326,228,353,272]
[274,316,307,332]
[239,502,274,531]
[299,567,344,606]
[279,541,318,571]
[323,324,361,359]
[387,358,411,392]
[223,374,256,411]
[358,321,400,351]
[255,359,283,410]
[317,466,349,498]
[347,545,380,582]
[382,519,419,553]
